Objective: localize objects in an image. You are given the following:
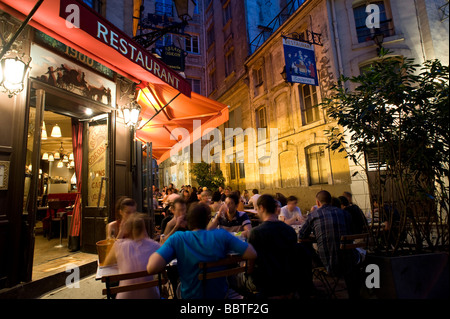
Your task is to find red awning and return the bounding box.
[0,0,229,161]
[136,83,228,164]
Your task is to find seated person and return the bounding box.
[338,195,369,234]
[160,204,174,233]
[165,188,181,207]
[247,189,260,208]
[106,197,137,239]
[163,198,188,242]
[146,202,257,299]
[209,191,224,217]
[230,194,310,298]
[279,196,304,225]
[207,193,252,238]
[299,190,361,298]
[104,213,161,299]
[200,190,212,206]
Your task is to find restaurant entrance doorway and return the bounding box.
[21,82,113,282]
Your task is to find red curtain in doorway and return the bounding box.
[68,119,83,251]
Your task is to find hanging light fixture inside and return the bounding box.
[48,154,54,162]
[71,172,77,184]
[42,152,49,160]
[41,121,48,140]
[54,151,60,160]
[62,155,69,163]
[69,152,74,161]
[51,123,62,137]
[57,160,63,168]
[69,160,75,168]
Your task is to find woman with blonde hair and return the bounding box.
[104,213,161,299]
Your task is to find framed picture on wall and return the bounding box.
[0,161,10,190]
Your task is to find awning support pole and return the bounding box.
[137,92,181,130]
[146,142,154,239]
[0,0,44,60]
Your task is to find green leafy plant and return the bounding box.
[190,162,225,192]
[322,48,449,255]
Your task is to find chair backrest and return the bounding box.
[198,255,247,281]
[198,255,247,298]
[101,270,168,299]
[340,233,369,250]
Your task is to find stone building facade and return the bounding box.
[157,0,449,213]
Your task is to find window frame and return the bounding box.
[225,49,235,77]
[186,78,201,94]
[83,0,104,15]
[209,69,217,94]
[353,0,394,44]
[185,34,200,54]
[306,144,328,185]
[155,0,173,16]
[299,84,320,125]
[223,1,232,25]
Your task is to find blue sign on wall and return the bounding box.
[283,37,318,86]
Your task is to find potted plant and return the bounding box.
[322,48,449,298]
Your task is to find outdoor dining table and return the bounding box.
[95,259,178,281]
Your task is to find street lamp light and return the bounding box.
[174,0,197,21]
[122,100,142,127]
[0,54,32,98]
[0,0,44,98]
[372,32,385,55]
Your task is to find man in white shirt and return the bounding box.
[248,189,261,208]
[279,196,304,225]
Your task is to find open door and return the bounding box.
[81,113,111,253]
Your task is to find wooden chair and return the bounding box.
[101,269,169,299]
[198,255,248,299]
[312,233,369,299]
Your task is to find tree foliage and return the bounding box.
[322,48,449,255]
[189,162,225,191]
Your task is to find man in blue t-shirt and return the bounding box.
[147,202,257,299]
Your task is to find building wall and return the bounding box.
[104,0,134,36]
[234,0,355,213]
[137,0,207,96]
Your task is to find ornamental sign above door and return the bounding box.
[29,43,116,107]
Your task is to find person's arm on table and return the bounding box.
[240,223,252,238]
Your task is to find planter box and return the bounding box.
[365,252,449,299]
